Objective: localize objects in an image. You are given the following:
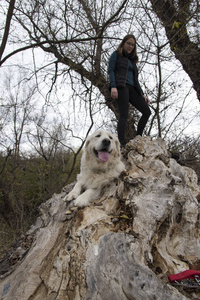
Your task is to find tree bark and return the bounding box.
[0,136,199,299]
[149,0,200,101]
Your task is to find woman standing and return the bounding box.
[108,34,151,147]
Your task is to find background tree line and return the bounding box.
[0,0,199,256]
[0,148,82,258]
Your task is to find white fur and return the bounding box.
[64,130,125,207]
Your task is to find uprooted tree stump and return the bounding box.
[0,136,200,300]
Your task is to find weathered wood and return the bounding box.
[0,136,199,300]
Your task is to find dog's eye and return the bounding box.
[109,135,113,140]
[95,134,101,138]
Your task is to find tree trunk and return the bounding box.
[0,136,199,300]
[149,0,200,101]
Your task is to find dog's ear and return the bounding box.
[85,139,90,149]
[114,136,121,157]
[84,138,91,160]
[115,141,121,157]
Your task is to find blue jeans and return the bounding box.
[117,85,151,145]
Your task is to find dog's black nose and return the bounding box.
[102,138,110,146]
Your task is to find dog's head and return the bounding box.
[84,130,121,163]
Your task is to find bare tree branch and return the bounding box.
[0,36,104,66]
[0,0,16,60]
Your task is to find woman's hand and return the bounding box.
[111,88,118,100]
[143,95,150,105]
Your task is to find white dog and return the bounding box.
[64,130,125,207]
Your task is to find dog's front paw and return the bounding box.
[64,191,79,202]
[74,195,90,208]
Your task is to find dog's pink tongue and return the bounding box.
[98,151,109,162]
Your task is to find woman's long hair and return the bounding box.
[117,34,138,63]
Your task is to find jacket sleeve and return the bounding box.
[108,51,118,88]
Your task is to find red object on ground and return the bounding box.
[168,270,200,282]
